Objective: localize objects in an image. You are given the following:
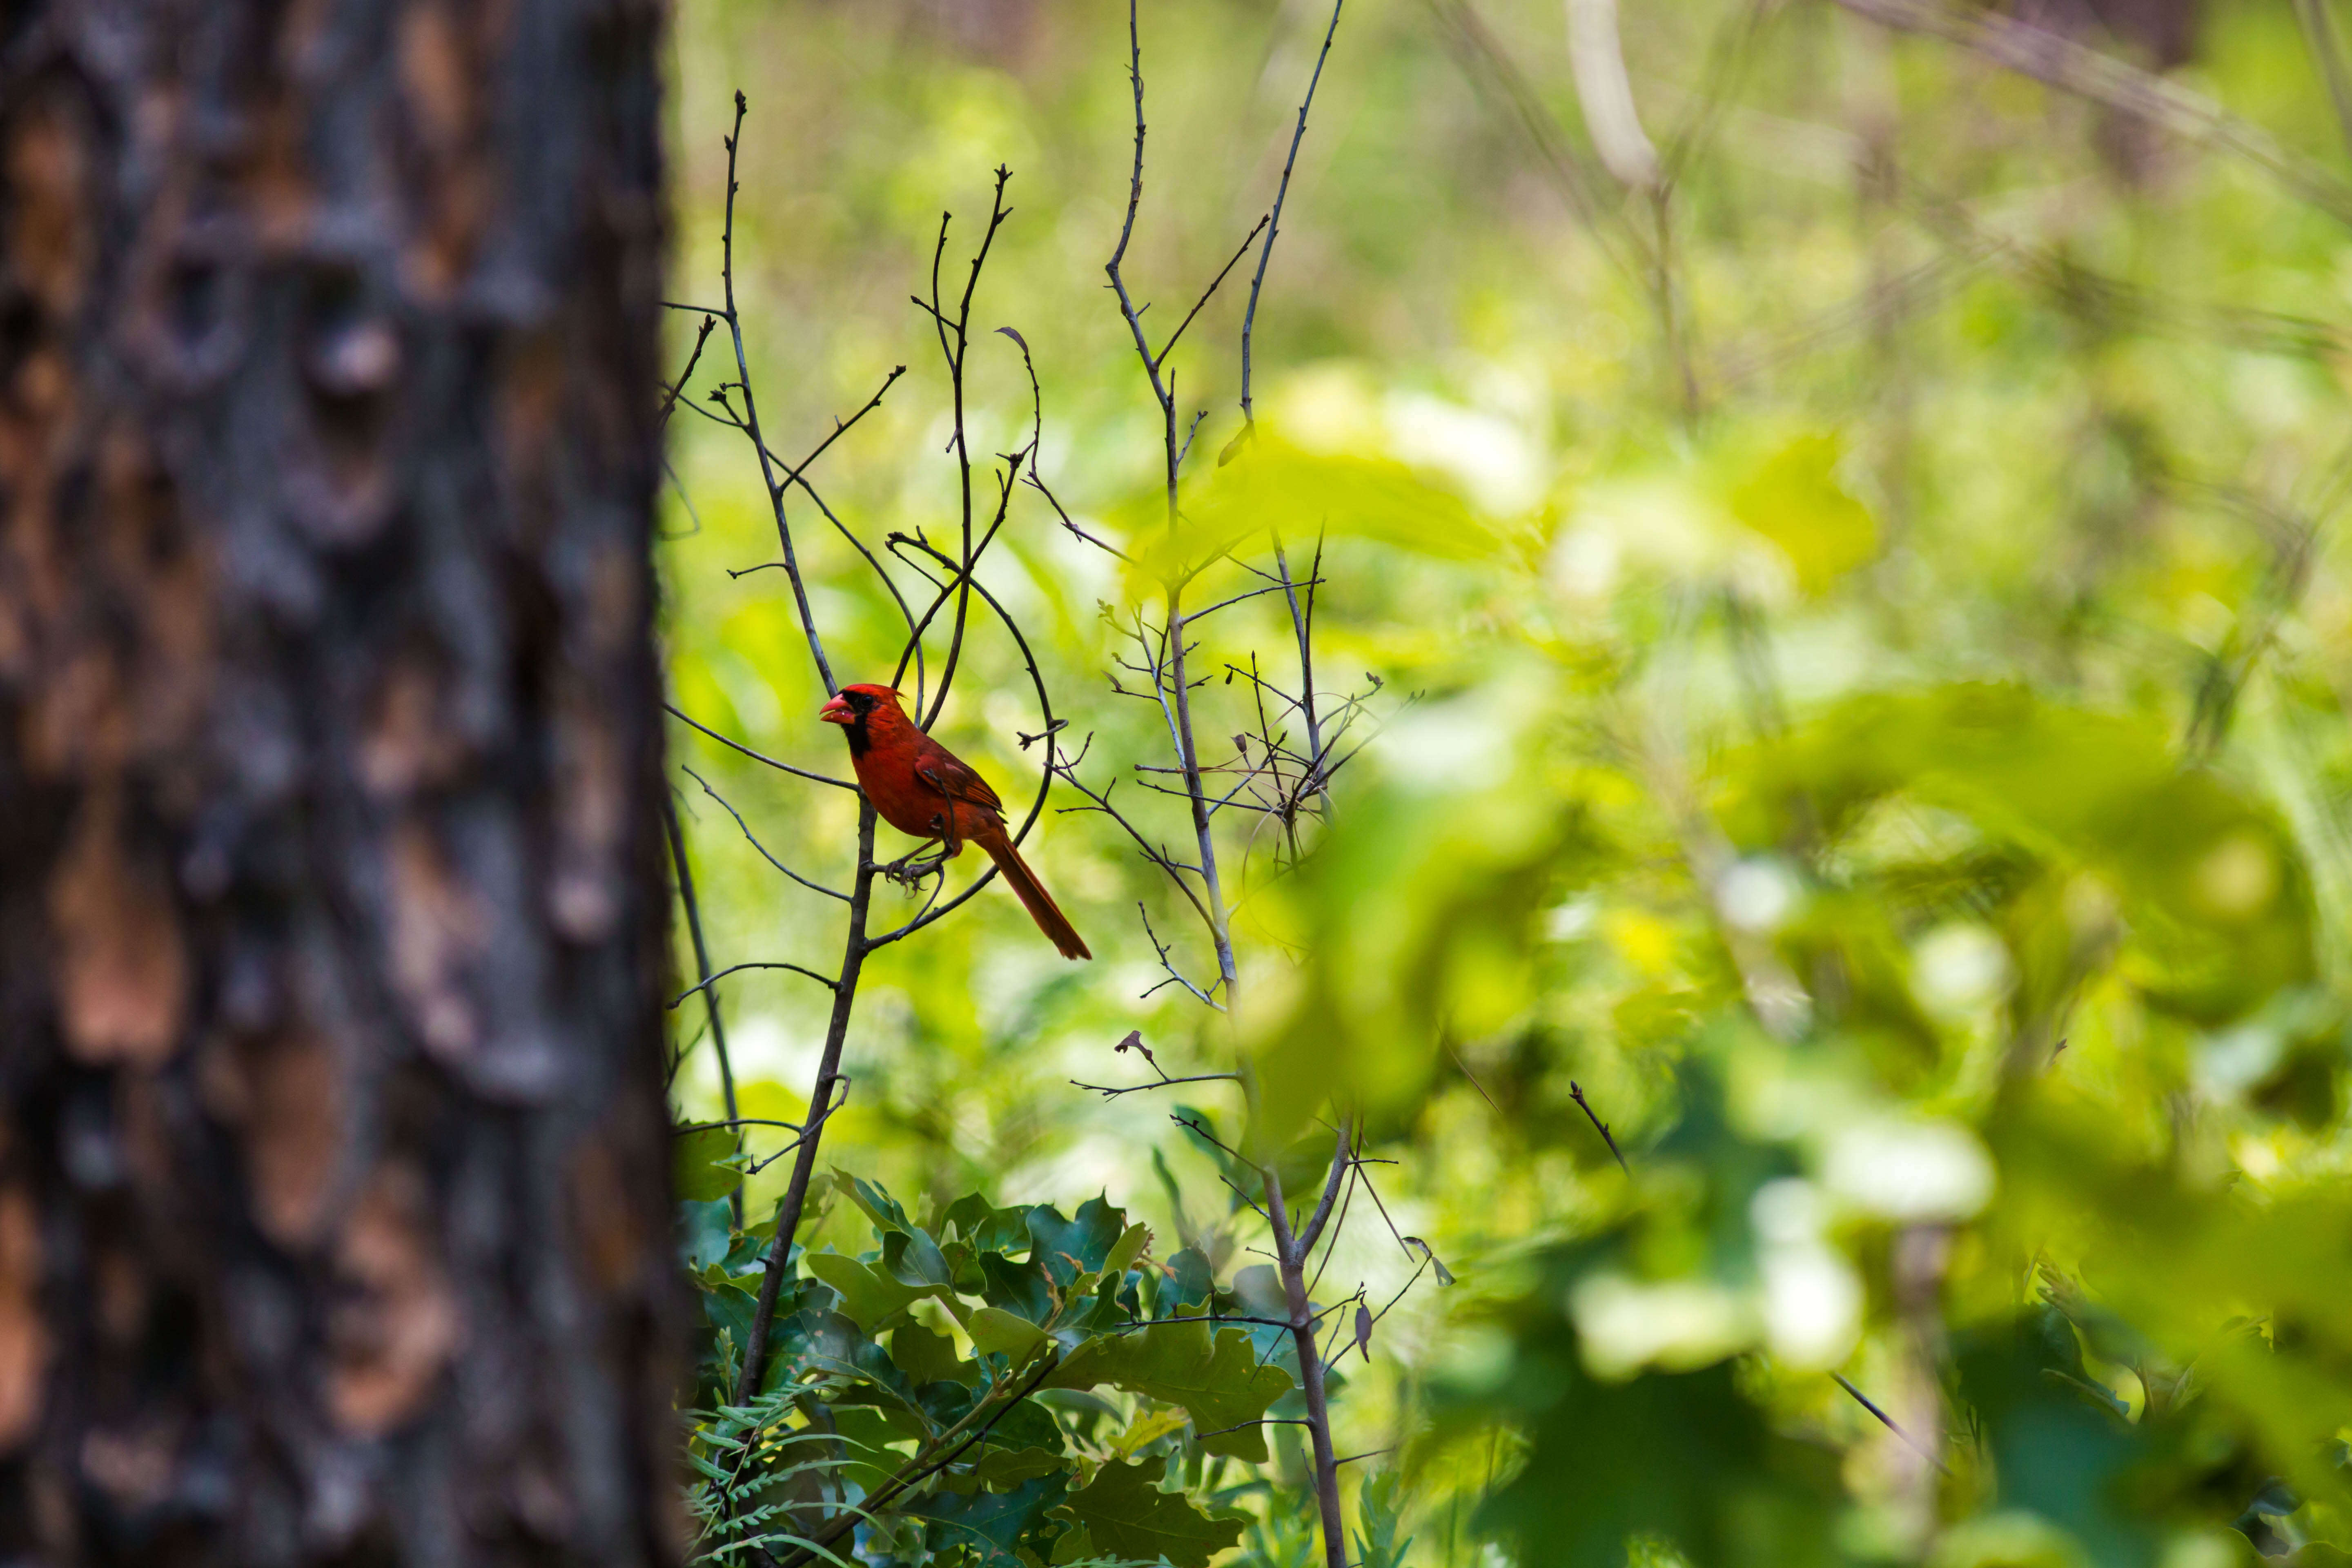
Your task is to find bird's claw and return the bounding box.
[877,851,947,893]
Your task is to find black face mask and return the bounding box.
[840,690,878,755]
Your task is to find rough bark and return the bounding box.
[0,2,679,1564]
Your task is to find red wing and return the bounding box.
[911,735,1003,815]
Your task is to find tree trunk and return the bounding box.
[0,2,679,1564]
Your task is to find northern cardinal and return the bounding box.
[819,684,1090,960]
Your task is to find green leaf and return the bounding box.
[1050,1461,1245,1568]
[970,1305,1052,1360]
[893,1321,969,1387]
[1726,430,1877,595]
[882,1226,957,1292]
[834,1169,915,1234]
[679,1197,734,1272]
[914,1474,1071,1564]
[762,1305,918,1410]
[675,1127,742,1203]
[831,1403,913,1498]
[1955,1309,2158,1568]
[1184,437,1501,569]
[1354,1470,1413,1568]
[981,1252,1058,1325]
[1157,1250,1213,1316]
[1048,1321,1292,1461]
[802,1252,925,1332]
[942,1192,1036,1256]
[1026,1198,1127,1290]
[956,1445,1067,1492]
[1102,1222,1150,1282]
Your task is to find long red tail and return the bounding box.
[975,824,1090,960]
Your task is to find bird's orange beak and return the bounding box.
[818,694,853,725]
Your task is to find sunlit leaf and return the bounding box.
[1049,1320,1293,1461]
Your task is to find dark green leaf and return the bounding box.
[675,1127,741,1203]
[1026,1197,1126,1289]
[1051,1461,1245,1568]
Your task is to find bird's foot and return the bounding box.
[877,850,947,892]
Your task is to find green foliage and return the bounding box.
[1047,1317,1293,1462]
[1054,1461,1247,1567]
[1353,1470,1413,1568]
[679,1175,1295,1565]
[1726,433,1878,597]
[676,1125,748,1203]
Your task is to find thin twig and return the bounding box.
[715,91,837,696]
[1239,0,1348,427]
[666,791,743,1226]
[1074,1072,1241,1098]
[661,313,720,425]
[1570,1080,1630,1171]
[1158,213,1270,370]
[922,168,1018,732]
[1832,1372,1951,1474]
[666,703,854,791]
[670,961,840,1008]
[683,767,851,903]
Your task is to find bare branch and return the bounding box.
[682,767,851,903]
[666,792,742,1225]
[715,93,837,695]
[1570,1080,1630,1171]
[665,702,855,791]
[1157,212,1270,371]
[669,960,839,1008]
[1832,1372,1951,1474]
[1239,0,1348,425]
[660,313,720,426]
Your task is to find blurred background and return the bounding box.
[661,0,2352,1561]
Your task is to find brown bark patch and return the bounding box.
[79,1420,176,1512]
[47,788,188,1067]
[0,1185,49,1452]
[361,657,463,799]
[389,821,483,1056]
[240,1030,345,1249]
[328,1163,458,1436]
[4,97,91,316]
[567,1131,642,1294]
[23,644,128,778]
[91,1245,149,1349]
[395,2,489,300]
[549,693,621,942]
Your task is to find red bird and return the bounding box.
[819,684,1090,960]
